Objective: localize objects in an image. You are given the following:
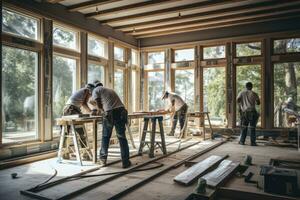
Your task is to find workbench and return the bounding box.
[56,111,213,164]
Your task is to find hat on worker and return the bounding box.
[93,80,103,87]
[85,83,95,93]
[161,91,169,100]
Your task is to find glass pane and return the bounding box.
[114,46,124,61]
[236,42,261,57]
[148,71,164,111]
[132,70,137,112]
[53,26,77,50]
[88,36,106,58]
[88,63,104,84]
[203,68,226,126]
[274,62,300,127]
[175,69,194,111]
[2,46,38,143]
[2,9,39,40]
[174,48,194,62]
[132,50,138,65]
[274,38,300,54]
[148,52,165,64]
[52,55,77,136]
[203,46,225,59]
[236,65,261,126]
[114,69,124,101]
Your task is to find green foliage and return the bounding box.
[114,69,124,102]
[175,70,194,111]
[204,68,226,121]
[52,56,75,119]
[2,46,37,129]
[2,9,37,39]
[148,71,165,111]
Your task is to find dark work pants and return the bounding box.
[239,110,259,144]
[100,107,130,165]
[170,104,188,135]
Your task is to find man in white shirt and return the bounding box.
[162,91,188,136]
[237,82,260,146]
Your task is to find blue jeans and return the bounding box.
[239,110,259,144]
[100,107,130,165]
[170,104,188,135]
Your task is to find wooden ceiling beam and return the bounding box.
[85,0,180,18]
[126,6,300,35]
[47,0,65,3]
[115,0,299,31]
[135,14,300,38]
[98,0,263,24]
[67,0,122,12]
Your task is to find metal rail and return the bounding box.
[108,140,226,200]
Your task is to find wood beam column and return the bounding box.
[165,48,172,92]
[126,48,131,110]
[80,32,88,87]
[226,42,234,128]
[195,46,200,112]
[42,18,53,141]
[107,41,114,88]
[264,38,272,129]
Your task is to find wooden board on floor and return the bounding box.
[202,160,240,188]
[174,155,225,185]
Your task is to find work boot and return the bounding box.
[122,160,132,169]
[251,143,257,146]
[98,159,107,167]
[167,131,175,136]
[238,141,245,145]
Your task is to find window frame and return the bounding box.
[202,44,226,60]
[87,34,108,59]
[234,41,263,58]
[172,47,195,63]
[272,37,300,55]
[53,23,80,52]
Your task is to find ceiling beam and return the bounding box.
[47,0,65,3]
[97,0,260,24]
[126,5,300,35]
[135,14,300,38]
[67,0,121,12]
[115,0,299,31]
[85,0,180,18]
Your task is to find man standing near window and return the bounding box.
[162,91,188,136]
[91,81,131,168]
[237,82,260,146]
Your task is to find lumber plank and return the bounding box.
[174,155,225,185]
[202,160,240,188]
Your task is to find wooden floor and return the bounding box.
[0,136,299,200]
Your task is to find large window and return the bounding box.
[175,69,194,110]
[174,48,194,62]
[2,8,39,40]
[274,38,300,54]
[203,45,225,59]
[274,62,300,127]
[236,42,261,57]
[131,70,138,112]
[147,71,165,111]
[88,36,106,58]
[236,65,262,126]
[52,55,77,135]
[114,46,125,62]
[88,63,104,84]
[2,46,38,143]
[148,51,165,64]
[53,25,78,50]
[203,67,226,126]
[114,69,125,102]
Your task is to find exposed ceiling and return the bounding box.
[48,0,300,39]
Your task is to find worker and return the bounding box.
[91,80,131,168]
[237,82,260,146]
[162,91,188,136]
[63,83,95,115]
[62,83,95,149]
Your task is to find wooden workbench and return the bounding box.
[56,111,213,164]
